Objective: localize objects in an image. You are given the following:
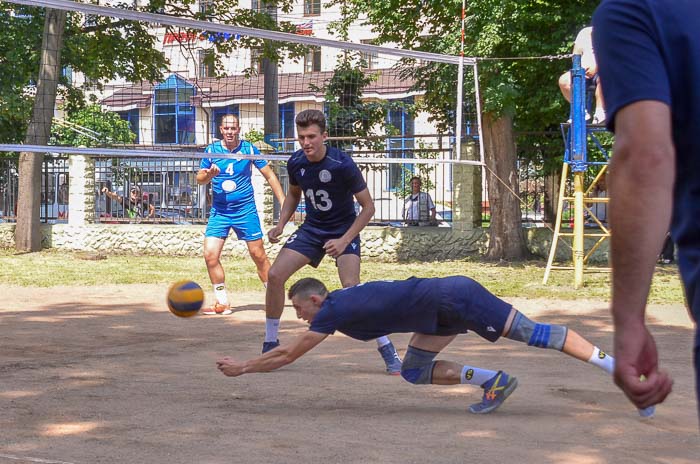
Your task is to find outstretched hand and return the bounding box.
[613,322,673,409]
[217,357,245,377]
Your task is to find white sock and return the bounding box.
[588,347,614,374]
[461,366,498,386]
[376,336,391,348]
[265,318,280,343]
[213,283,228,305]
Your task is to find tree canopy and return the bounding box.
[333,0,599,133]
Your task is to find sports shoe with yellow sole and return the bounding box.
[468,371,518,414]
[201,302,232,315]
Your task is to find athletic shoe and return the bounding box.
[202,302,232,315]
[262,340,280,354]
[468,371,518,414]
[377,342,402,375]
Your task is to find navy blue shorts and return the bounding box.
[282,223,360,268]
[434,276,512,342]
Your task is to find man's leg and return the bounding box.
[503,308,613,371]
[202,236,232,315]
[593,80,606,124]
[245,238,271,284]
[558,71,572,102]
[337,253,403,375]
[262,248,310,352]
[404,333,517,414]
[503,308,656,416]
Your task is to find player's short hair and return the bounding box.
[295,109,327,133]
[220,114,240,127]
[288,277,328,300]
[409,176,422,185]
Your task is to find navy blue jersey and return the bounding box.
[594,1,700,332]
[287,146,367,231]
[201,140,267,212]
[309,276,512,343]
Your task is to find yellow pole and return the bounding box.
[573,172,585,288]
[543,162,569,284]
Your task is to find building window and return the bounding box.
[360,39,378,70]
[61,66,73,85]
[279,102,295,152]
[211,105,240,139]
[154,75,196,145]
[118,109,140,143]
[386,98,415,191]
[304,47,321,73]
[251,0,264,12]
[199,0,214,16]
[250,48,263,74]
[303,0,320,16]
[198,49,215,78]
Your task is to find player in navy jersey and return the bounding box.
[593,0,699,418]
[263,109,402,374]
[197,114,286,315]
[217,276,622,415]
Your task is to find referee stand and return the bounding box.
[543,54,611,288]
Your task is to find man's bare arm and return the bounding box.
[217,331,329,377]
[609,100,675,407]
[259,164,286,206]
[609,100,675,324]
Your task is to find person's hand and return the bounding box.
[216,357,245,377]
[613,319,673,409]
[205,165,221,180]
[323,238,349,258]
[267,225,284,244]
[101,187,108,194]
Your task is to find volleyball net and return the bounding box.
[0,0,485,224]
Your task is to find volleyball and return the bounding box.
[167,280,204,317]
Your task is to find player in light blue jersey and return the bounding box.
[217,276,624,415]
[263,109,403,374]
[197,114,285,315]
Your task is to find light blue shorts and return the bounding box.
[205,207,263,242]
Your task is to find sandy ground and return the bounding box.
[0,284,698,464]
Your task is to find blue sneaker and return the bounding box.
[262,340,280,354]
[468,371,518,414]
[377,342,402,375]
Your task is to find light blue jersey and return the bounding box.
[201,140,267,213]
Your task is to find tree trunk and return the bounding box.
[543,169,561,225]
[483,112,528,260]
[15,9,67,252]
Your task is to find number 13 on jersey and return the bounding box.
[305,188,332,212]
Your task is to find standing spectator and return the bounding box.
[594,0,698,418]
[403,176,437,226]
[197,114,286,315]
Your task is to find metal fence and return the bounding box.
[2,141,595,227]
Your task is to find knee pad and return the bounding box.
[506,311,568,351]
[400,346,437,384]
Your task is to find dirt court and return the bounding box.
[1,284,698,464]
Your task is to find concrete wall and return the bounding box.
[0,222,610,264]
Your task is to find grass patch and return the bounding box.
[0,248,684,304]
